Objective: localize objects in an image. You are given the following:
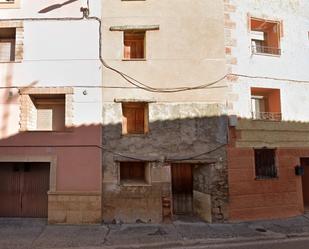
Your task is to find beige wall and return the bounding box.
[102,0,228,103]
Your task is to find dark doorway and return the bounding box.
[0,162,50,218]
[171,164,193,215]
[301,158,309,211]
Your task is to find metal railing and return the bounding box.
[252,45,281,56]
[252,112,282,121]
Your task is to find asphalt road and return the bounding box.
[172,237,309,249]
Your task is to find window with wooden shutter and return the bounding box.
[254,148,277,179]
[122,102,148,134]
[120,162,149,185]
[0,0,15,3]
[31,95,65,131]
[0,28,16,62]
[123,31,145,59]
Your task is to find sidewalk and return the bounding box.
[1,214,309,249]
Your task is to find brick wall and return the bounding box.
[228,146,305,221]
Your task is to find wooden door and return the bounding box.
[301,158,309,209]
[171,164,193,214]
[0,163,22,217]
[0,162,50,218]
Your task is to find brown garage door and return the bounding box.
[0,162,50,218]
[172,164,193,214]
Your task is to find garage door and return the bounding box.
[0,162,50,218]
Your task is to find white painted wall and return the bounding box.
[229,0,309,122]
[0,0,102,138]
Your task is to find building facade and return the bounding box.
[1,0,309,225]
[101,0,229,223]
[0,0,102,224]
[225,0,309,221]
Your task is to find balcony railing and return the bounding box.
[252,112,282,121]
[251,45,281,56]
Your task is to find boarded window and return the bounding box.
[122,102,148,134]
[120,162,147,184]
[254,149,277,179]
[0,28,16,62]
[124,31,145,59]
[31,95,65,131]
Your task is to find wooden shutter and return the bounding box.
[0,39,15,62]
[37,108,53,131]
[124,32,145,59]
[120,162,145,182]
[122,103,146,134]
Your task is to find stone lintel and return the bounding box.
[114,98,156,103]
[110,25,160,31]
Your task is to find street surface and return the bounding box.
[1,215,309,249]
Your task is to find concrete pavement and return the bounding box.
[1,214,309,249]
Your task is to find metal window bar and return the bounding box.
[255,149,277,179]
[252,112,282,121]
[252,45,281,55]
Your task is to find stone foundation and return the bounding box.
[48,192,101,224]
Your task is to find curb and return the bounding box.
[59,232,309,249]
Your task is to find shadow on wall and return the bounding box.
[0,61,38,138]
[38,0,79,14]
[0,113,230,223]
[101,115,229,223]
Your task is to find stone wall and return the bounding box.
[102,102,229,223]
[48,192,101,224]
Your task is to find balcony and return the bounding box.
[251,111,282,121]
[251,87,281,122]
[251,45,281,56]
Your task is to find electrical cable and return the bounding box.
[1,12,309,92]
[0,143,226,162]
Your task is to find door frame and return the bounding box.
[300,157,309,212]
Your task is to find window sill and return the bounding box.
[0,60,21,64]
[255,177,279,181]
[120,181,151,187]
[121,133,149,137]
[22,129,73,133]
[252,119,282,122]
[122,58,147,61]
[251,52,281,58]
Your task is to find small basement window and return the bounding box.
[123,31,145,59]
[122,102,148,134]
[120,162,150,185]
[0,28,16,62]
[254,148,277,179]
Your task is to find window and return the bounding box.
[124,31,145,59]
[251,88,281,121]
[0,0,15,3]
[0,28,16,62]
[120,162,149,185]
[21,94,65,131]
[0,0,20,8]
[250,18,281,55]
[255,149,277,179]
[32,95,65,131]
[122,102,148,134]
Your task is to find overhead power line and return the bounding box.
[0,143,226,162]
[1,12,309,92]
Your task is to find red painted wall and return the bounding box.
[228,146,306,221]
[0,125,102,191]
